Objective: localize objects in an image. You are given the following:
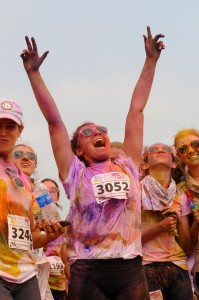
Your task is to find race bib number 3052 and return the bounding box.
[91,172,130,204]
[8,215,32,251]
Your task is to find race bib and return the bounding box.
[8,214,32,250]
[91,172,130,204]
[149,290,163,300]
[47,256,64,275]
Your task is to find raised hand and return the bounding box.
[143,26,165,61]
[20,36,49,73]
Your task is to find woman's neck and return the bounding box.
[188,165,199,183]
[149,167,172,189]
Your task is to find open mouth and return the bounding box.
[94,138,105,148]
[189,154,199,160]
[21,163,30,167]
[156,154,167,158]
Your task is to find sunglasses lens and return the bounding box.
[51,187,59,193]
[81,128,94,136]
[191,140,199,149]
[162,147,172,153]
[5,167,24,188]
[178,145,188,153]
[148,147,158,153]
[97,127,107,134]
[26,152,36,161]
[14,177,25,188]
[13,151,23,159]
[6,167,17,175]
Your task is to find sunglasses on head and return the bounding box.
[147,145,173,154]
[176,140,199,154]
[13,150,37,161]
[78,126,108,137]
[5,167,24,188]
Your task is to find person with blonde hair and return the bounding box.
[174,128,199,299]
[141,142,193,299]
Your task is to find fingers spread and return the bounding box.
[147,26,152,39]
[143,35,147,43]
[31,37,37,52]
[25,36,32,51]
[154,34,165,41]
[40,51,49,64]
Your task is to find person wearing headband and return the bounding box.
[0,99,64,300]
[174,129,199,299]
[21,26,164,299]
[141,142,193,299]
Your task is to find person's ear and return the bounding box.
[75,147,83,157]
[171,161,177,169]
[141,162,149,170]
[17,126,23,138]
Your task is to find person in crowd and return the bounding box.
[13,143,54,300]
[42,178,63,211]
[110,141,123,161]
[0,98,64,300]
[20,26,165,299]
[174,129,199,299]
[141,142,193,300]
[42,178,69,300]
[13,144,37,188]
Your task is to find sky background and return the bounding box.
[0,1,198,217]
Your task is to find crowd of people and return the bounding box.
[0,26,198,300]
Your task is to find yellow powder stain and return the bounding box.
[0,179,27,277]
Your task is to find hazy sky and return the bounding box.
[0,0,198,217]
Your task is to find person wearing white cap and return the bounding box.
[0,99,65,300]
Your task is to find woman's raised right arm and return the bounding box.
[21,37,73,181]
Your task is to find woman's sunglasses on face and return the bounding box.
[78,126,108,137]
[5,167,24,188]
[49,187,59,193]
[176,140,199,154]
[13,150,37,161]
[147,145,173,154]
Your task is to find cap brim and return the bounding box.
[0,113,23,126]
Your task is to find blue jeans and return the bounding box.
[0,276,41,300]
[144,262,193,300]
[68,256,149,300]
